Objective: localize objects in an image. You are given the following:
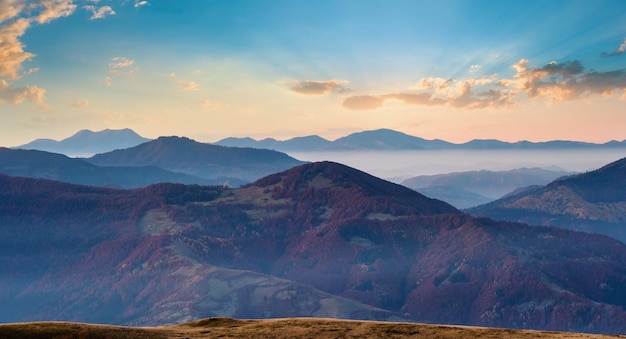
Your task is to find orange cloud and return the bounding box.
[0,18,33,80]
[289,80,350,95]
[0,79,47,107]
[342,59,626,111]
[0,0,75,108]
[36,0,76,24]
[342,95,386,110]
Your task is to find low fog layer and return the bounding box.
[289,149,626,181]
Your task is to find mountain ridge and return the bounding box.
[0,147,239,188]
[15,128,151,157]
[2,161,626,333]
[467,157,626,243]
[402,168,574,209]
[215,128,626,152]
[86,136,306,183]
[13,128,626,156]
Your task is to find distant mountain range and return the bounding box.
[2,137,306,188]
[2,161,626,333]
[13,128,626,157]
[402,168,573,209]
[0,148,217,188]
[215,128,626,152]
[15,128,150,157]
[467,157,626,243]
[86,136,306,183]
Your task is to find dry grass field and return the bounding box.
[1,318,624,339]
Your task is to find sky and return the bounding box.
[1,0,626,147]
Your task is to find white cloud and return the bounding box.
[83,5,115,19]
[108,57,135,76]
[469,64,481,73]
[134,1,148,8]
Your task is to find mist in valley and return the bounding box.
[289,149,626,182]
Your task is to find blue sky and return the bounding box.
[1,0,626,146]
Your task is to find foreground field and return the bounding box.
[0,318,624,339]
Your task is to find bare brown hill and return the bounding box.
[2,162,626,333]
[1,318,622,339]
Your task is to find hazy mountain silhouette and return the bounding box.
[0,147,226,188]
[214,128,626,151]
[2,162,626,333]
[467,157,626,243]
[402,168,573,209]
[15,129,151,157]
[216,135,332,152]
[329,129,453,150]
[87,136,306,183]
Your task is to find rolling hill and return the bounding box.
[1,162,626,333]
[87,136,306,183]
[0,147,224,188]
[467,157,626,243]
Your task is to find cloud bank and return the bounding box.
[342,59,626,110]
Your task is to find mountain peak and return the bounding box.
[253,161,459,216]
[88,137,306,183]
[15,128,150,157]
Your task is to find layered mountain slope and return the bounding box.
[467,157,626,243]
[0,148,218,188]
[87,136,305,182]
[0,174,403,325]
[15,129,150,157]
[402,168,573,208]
[2,162,626,333]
